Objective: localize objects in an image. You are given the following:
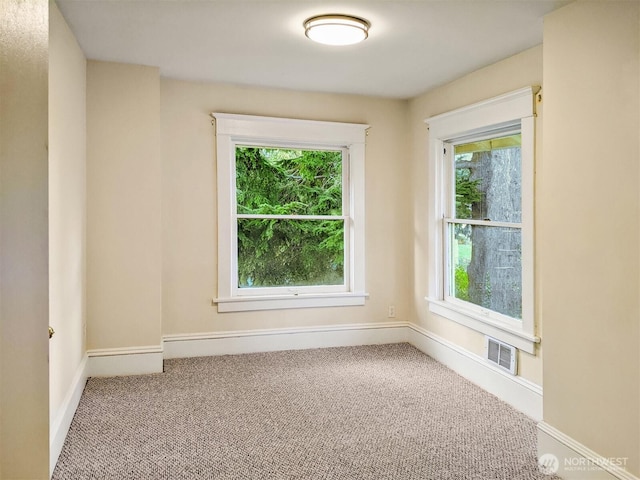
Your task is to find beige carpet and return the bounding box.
[53,343,557,479]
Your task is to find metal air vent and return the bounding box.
[485,336,517,375]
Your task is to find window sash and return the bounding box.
[450,131,522,224]
[444,218,522,229]
[443,219,523,322]
[443,129,524,323]
[442,127,524,325]
[233,216,350,296]
[235,143,347,216]
[237,214,347,221]
[231,144,350,296]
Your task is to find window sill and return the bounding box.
[215,292,369,313]
[425,297,539,354]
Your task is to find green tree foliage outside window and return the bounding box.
[235,146,345,289]
[455,167,483,220]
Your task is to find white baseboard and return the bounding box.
[163,322,409,359]
[87,345,164,377]
[407,323,543,421]
[50,355,89,477]
[538,422,639,480]
[164,322,543,421]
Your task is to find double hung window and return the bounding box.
[446,131,523,319]
[426,87,540,352]
[235,145,347,294]
[213,114,368,312]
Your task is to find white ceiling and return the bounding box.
[56,0,569,99]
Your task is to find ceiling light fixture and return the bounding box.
[304,14,370,46]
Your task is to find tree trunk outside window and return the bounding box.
[466,147,522,318]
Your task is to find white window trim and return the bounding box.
[424,87,540,353]
[212,113,369,313]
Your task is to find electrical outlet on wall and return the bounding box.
[388,305,396,318]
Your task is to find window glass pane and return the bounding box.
[237,218,344,288]
[454,134,521,223]
[449,223,522,319]
[236,146,342,216]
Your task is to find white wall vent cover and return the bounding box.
[485,336,517,375]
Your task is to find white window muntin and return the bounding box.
[231,141,351,297]
[213,113,368,313]
[425,87,539,353]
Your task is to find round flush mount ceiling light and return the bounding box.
[304,14,370,46]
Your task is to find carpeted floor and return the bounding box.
[53,343,557,479]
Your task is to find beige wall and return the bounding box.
[86,61,162,350]
[161,80,410,335]
[0,0,50,478]
[85,68,411,342]
[48,0,87,432]
[407,46,544,385]
[541,1,639,475]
